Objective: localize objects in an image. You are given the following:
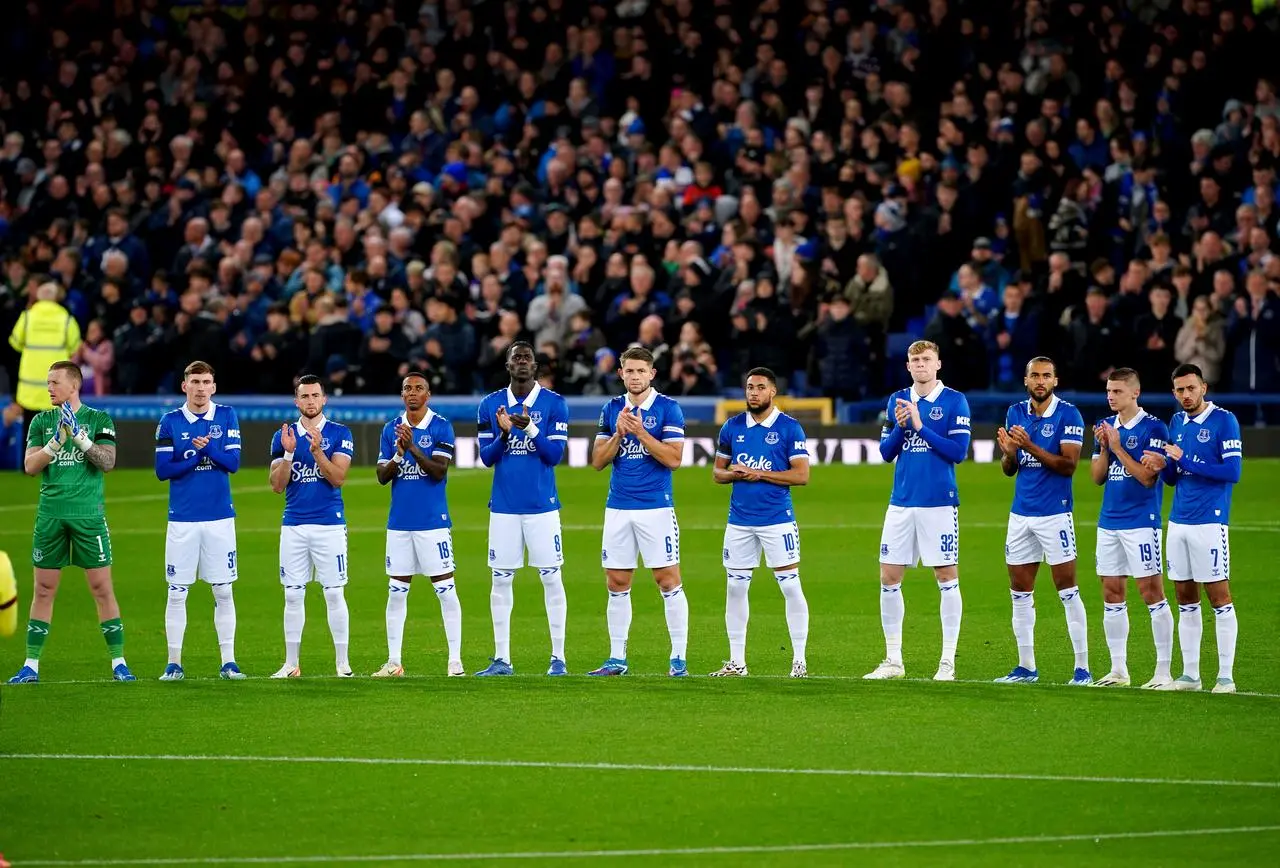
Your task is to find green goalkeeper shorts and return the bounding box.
[32,515,113,570]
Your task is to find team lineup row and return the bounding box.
[5,342,1242,692]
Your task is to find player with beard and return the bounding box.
[710,368,811,677]
[474,342,571,676]
[1145,364,1242,693]
[995,357,1090,685]
[268,375,355,678]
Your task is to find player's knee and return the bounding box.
[1173,581,1200,605]
[605,570,632,593]
[431,572,454,584]
[490,568,514,588]
[652,566,680,591]
[879,566,905,585]
[167,584,189,603]
[1205,582,1231,608]
[1131,578,1162,605]
[322,586,346,607]
[537,566,562,586]
[283,585,307,607]
[210,583,234,604]
[931,566,957,583]
[85,573,115,600]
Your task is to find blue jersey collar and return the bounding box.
[181,402,217,423]
[506,382,542,410]
[910,381,945,403]
[746,406,781,428]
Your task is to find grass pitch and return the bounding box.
[1,461,1279,866]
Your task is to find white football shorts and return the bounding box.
[1095,527,1163,578]
[165,518,238,585]
[279,524,349,588]
[602,507,680,570]
[1006,512,1077,566]
[1166,521,1230,583]
[879,505,959,568]
[723,522,801,569]
[487,510,564,570]
[386,528,455,577]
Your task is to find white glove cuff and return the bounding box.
[72,431,94,452]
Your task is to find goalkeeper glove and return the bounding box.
[60,403,93,452]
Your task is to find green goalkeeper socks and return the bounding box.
[100,618,124,658]
[26,619,51,660]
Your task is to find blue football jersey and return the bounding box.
[476,383,569,515]
[880,383,972,508]
[716,408,810,526]
[596,390,685,510]
[1095,409,1169,530]
[1165,402,1242,525]
[270,416,354,526]
[378,409,455,531]
[1006,395,1085,517]
[154,402,241,521]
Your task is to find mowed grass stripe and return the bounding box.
[5,752,1279,789]
[17,825,1280,865]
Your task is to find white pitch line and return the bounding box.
[16,825,1280,865]
[3,752,1278,790]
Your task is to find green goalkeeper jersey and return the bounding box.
[26,405,117,519]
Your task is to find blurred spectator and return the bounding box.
[1,400,23,470]
[1227,271,1280,421]
[421,298,476,393]
[1133,286,1183,392]
[307,296,363,378]
[560,309,607,396]
[476,311,526,392]
[987,284,1040,392]
[251,304,307,395]
[841,254,893,335]
[73,319,114,397]
[667,351,718,397]
[112,301,163,395]
[955,263,1000,331]
[1069,288,1122,388]
[1175,296,1227,387]
[813,296,869,401]
[8,282,80,429]
[924,290,988,393]
[359,306,412,395]
[526,256,588,348]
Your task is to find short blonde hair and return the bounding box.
[907,340,939,357]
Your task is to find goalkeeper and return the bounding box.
[6,361,134,683]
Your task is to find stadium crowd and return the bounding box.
[1,0,1279,414]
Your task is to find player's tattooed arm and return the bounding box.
[84,442,116,472]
